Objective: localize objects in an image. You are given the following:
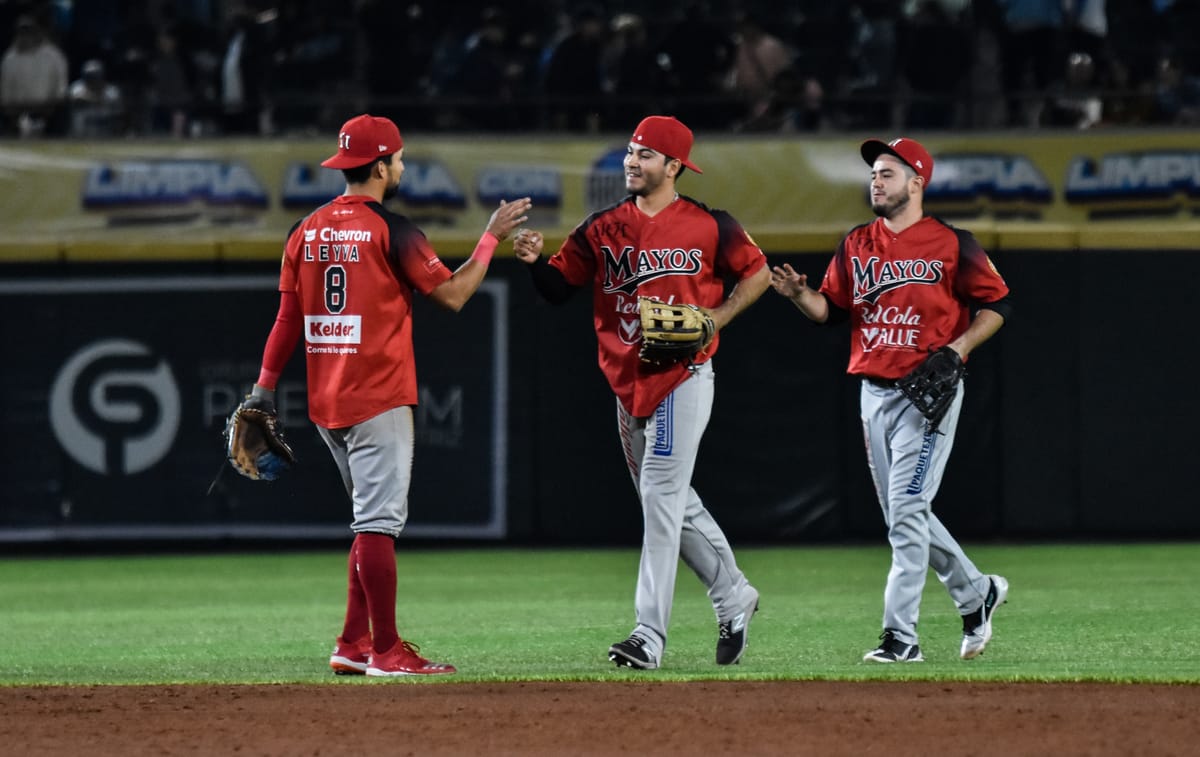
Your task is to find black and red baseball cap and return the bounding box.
[630,115,703,174]
[861,137,934,184]
[321,114,403,169]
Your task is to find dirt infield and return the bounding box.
[9,681,1200,757]
[4,681,1196,756]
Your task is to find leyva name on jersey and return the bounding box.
[851,256,944,305]
[302,227,368,262]
[601,245,703,295]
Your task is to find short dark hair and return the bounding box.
[664,155,686,178]
[342,156,390,184]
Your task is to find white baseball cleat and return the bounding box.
[961,575,1009,660]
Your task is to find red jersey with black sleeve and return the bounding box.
[546,195,767,417]
[277,194,452,428]
[819,215,1009,379]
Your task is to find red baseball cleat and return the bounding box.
[329,636,372,675]
[366,639,457,676]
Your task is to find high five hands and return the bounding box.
[486,198,534,241]
[770,263,809,298]
[513,228,544,263]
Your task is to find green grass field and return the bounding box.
[2,543,1197,685]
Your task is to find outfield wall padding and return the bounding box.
[0,246,1194,545]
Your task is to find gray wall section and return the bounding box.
[1,250,1195,545]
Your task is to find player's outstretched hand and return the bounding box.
[486,198,533,241]
[770,264,809,298]
[513,227,544,264]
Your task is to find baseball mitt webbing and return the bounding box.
[224,398,296,481]
[638,296,716,367]
[896,346,964,434]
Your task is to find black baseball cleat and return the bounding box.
[863,630,924,663]
[608,635,659,670]
[716,594,760,665]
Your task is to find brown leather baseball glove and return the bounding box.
[638,296,716,367]
[223,393,296,481]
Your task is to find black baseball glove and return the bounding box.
[897,346,965,434]
[638,296,716,367]
[223,392,296,481]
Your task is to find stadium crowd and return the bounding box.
[1,0,1198,139]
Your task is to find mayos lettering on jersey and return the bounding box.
[599,244,705,295]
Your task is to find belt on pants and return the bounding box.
[862,376,898,389]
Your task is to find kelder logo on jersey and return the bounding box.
[852,256,944,352]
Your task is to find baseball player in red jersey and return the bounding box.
[771,137,1012,663]
[513,116,770,669]
[248,114,531,676]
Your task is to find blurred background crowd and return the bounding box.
[1,0,1198,139]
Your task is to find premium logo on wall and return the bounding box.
[50,339,181,476]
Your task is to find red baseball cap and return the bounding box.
[630,115,703,174]
[861,137,934,185]
[321,114,403,169]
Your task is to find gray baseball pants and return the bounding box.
[861,379,991,646]
[616,361,756,662]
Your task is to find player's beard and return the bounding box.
[871,186,912,219]
[382,162,402,201]
[627,171,662,197]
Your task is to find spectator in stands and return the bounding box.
[1066,0,1107,70]
[1152,0,1200,85]
[656,1,738,129]
[219,8,272,135]
[358,1,439,130]
[68,58,123,137]
[601,12,660,119]
[539,4,606,132]
[996,0,1067,127]
[900,0,971,128]
[146,24,195,137]
[842,1,901,129]
[0,14,68,136]
[725,11,794,128]
[1096,55,1153,127]
[1041,50,1103,129]
[1151,52,1200,125]
[434,6,523,130]
[732,65,828,133]
[268,4,358,134]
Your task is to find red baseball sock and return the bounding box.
[354,532,399,652]
[339,535,369,645]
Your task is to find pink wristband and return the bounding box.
[471,232,499,267]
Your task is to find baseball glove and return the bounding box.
[638,296,717,367]
[897,346,965,434]
[223,394,296,481]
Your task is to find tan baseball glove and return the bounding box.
[638,296,716,367]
